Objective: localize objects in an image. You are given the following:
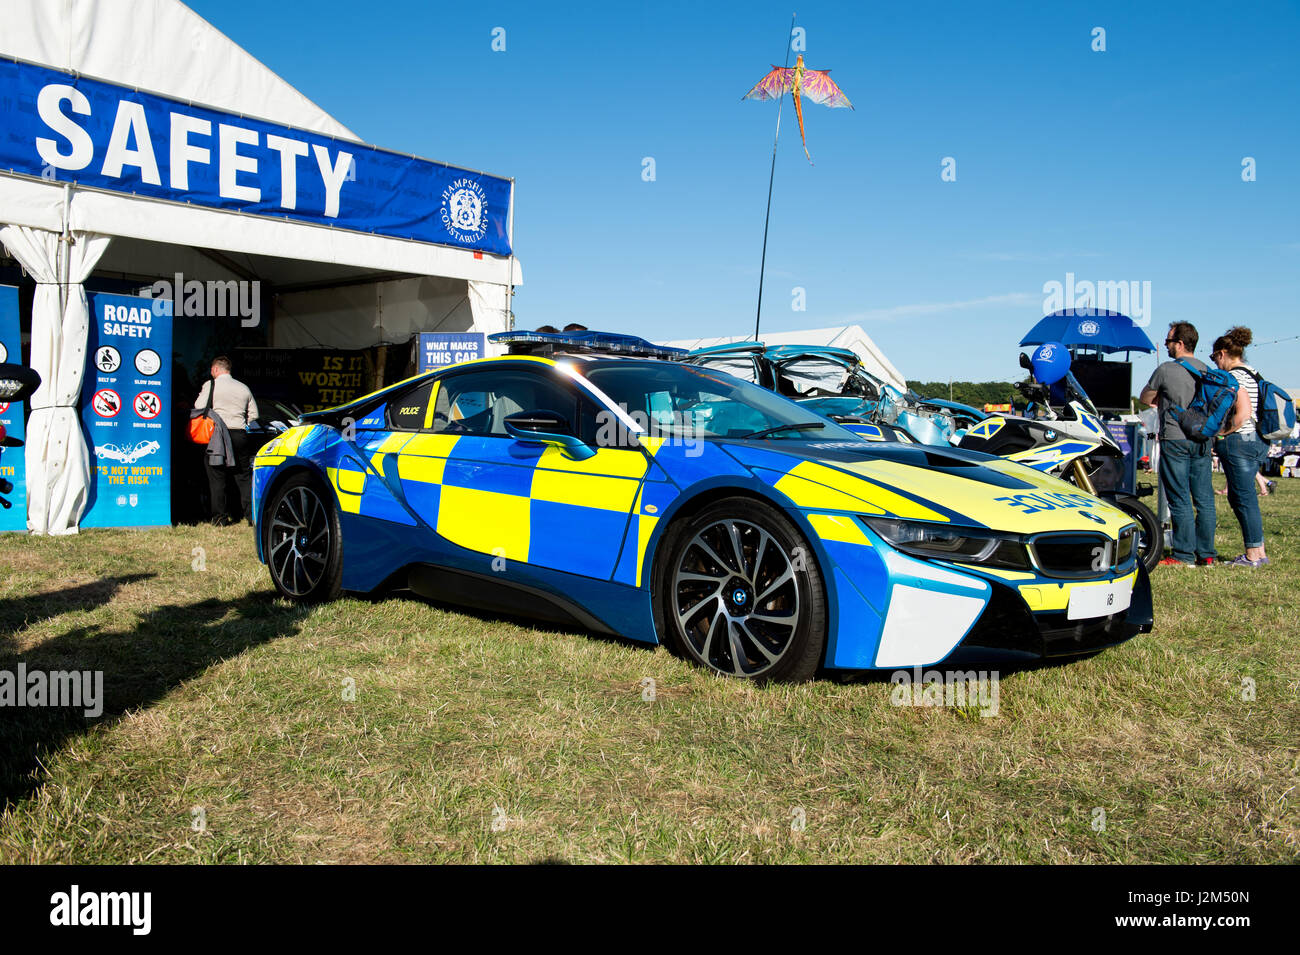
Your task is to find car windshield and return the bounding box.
[580,360,858,440]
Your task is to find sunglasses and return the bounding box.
[1165,338,1178,345]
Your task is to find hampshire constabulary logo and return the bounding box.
[440,178,489,244]
[1078,319,1101,336]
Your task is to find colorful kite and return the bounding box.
[743,54,853,164]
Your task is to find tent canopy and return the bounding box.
[0,0,520,287]
[0,0,520,534]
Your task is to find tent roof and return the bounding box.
[0,0,519,287]
[0,0,359,141]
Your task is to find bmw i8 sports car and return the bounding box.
[251,331,1152,682]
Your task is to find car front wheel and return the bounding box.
[654,497,827,682]
[263,473,343,602]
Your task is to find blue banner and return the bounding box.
[0,59,513,256]
[418,332,486,371]
[0,285,26,532]
[80,292,172,528]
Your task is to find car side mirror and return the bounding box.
[504,409,595,461]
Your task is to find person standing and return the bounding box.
[1211,327,1270,567]
[195,356,259,525]
[1139,322,1216,567]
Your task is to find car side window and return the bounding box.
[700,357,760,384]
[386,378,437,431]
[431,367,583,437]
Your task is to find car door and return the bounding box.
[391,362,650,580]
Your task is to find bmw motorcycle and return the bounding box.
[956,353,1161,574]
[0,363,42,512]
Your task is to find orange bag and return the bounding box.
[190,377,216,444]
[189,416,215,444]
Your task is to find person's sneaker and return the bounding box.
[1228,554,1269,568]
[1196,557,1216,567]
[1159,557,1194,567]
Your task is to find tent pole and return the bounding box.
[506,255,515,331]
[753,13,797,342]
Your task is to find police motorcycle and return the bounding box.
[0,363,41,512]
[956,348,1162,574]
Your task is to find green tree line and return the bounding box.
[906,380,1017,408]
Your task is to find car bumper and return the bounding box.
[956,565,1153,658]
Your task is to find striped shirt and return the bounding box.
[1229,365,1259,435]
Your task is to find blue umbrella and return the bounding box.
[1019,308,1156,355]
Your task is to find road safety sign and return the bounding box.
[92,388,121,418]
[94,346,121,373]
[134,391,162,420]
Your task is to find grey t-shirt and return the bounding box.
[1143,357,1207,440]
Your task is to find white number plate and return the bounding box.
[1067,577,1133,620]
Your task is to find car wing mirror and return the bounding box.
[504,409,595,461]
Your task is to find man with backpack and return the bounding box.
[1139,322,1219,567]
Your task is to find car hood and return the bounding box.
[712,438,1133,536]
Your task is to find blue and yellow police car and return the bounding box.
[251,330,1152,681]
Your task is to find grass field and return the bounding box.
[1,473,1296,863]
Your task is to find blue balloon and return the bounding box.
[1031,342,1071,385]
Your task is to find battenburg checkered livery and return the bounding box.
[252,336,1152,681]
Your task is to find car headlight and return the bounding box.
[862,517,1031,570]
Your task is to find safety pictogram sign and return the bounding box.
[92,388,121,418]
[134,391,162,420]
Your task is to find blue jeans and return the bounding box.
[1159,439,1216,562]
[1216,432,1268,549]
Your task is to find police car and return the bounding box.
[250,330,1152,681]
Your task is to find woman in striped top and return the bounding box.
[1212,326,1269,567]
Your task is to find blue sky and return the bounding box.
[191,0,1299,385]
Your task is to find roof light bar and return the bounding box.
[490,330,687,360]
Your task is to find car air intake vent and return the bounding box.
[922,450,979,468]
[1029,532,1112,579]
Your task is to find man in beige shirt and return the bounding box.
[195,356,260,525]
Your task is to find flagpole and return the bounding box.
[754,13,797,342]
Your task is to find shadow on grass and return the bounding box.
[0,587,309,808]
[0,575,155,652]
[367,589,1115,684]
[364,588,654,655]
[829,645,1111,684]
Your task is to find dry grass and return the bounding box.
[0,473,1296,863]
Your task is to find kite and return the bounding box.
[743,54,853,164]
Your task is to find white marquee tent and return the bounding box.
[0,0,520,534]
[662,325,907,392]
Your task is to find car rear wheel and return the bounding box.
[654,497,827,682]
[264,473,342,602]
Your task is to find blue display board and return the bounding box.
[80,293,172,527]
[0,284,26,532]
[417,332,485,372]
[1,59,513,256]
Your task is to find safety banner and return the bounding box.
[79,292,172,528]
[0,59,513,256]
[0,284,26,532]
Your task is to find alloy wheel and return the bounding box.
[268,485,331,596]
[671,518,801,677]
